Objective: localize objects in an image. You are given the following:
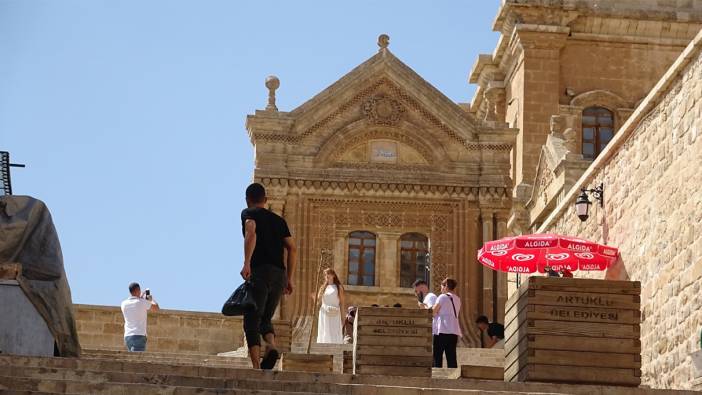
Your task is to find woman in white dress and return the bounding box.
[316,268,345,344]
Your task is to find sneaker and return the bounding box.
[260,348,279,370]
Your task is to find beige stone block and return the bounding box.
[177,339,199,352]
[80,321,104,334]
[155,315,180,328]
[102,323,123,335]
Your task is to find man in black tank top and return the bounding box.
[241,183,297,369]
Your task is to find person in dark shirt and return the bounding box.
[240,183,296,370]
[475,315,505,349]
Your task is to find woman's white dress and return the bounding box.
[317,285,343,344]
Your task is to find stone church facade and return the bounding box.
[246,1,702,382]
[246,38,516,346]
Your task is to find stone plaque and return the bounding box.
[370,141,398,163]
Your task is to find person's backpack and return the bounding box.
[221,282,257,316]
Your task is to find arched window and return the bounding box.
[347,231,376,286]
[582,107,614,160]
[400,233,429,288]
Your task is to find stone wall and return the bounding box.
[74,304,243,354]
[536,29,702,389]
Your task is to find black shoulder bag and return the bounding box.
[222,281,257,316]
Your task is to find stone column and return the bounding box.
[464,208,482,347]
[480,210,494,319]
[333,231,348,282]
[377,232,401,288]
[495,212,510,323]
[512,25,568,193]
[269,200,286,320]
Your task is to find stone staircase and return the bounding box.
[0,351,699,395]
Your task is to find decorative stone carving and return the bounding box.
[549,115,566,137]
[563,127,578,154]
[539,165,554,205]
[377,34,390,51]
[363,95,405,126]
[265,76,280,111]
[258,176,509,200]
[308,198,455,291]
[484,85,506,123]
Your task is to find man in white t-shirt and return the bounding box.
[120,282,159,352]
[413,280,437,309]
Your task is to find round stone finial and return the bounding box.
[265,75,280,111]
[265,75,280,91]
[377,34,390,50]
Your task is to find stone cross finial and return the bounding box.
[265,75,280,111]
[378,34,390,52]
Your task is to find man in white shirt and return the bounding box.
[413,280,437,309]
[120,282,159,352]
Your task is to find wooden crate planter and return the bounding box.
[353,307,433,377]
[461,365,504,380]
[504,277,641,386]
[281,353,334,373]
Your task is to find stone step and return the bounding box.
[1,367,343,394]
[82,350,253,368]
[0,371,573,395]
[0,376,320,395]
[83,353,250,365]
[0,363,557,395]
[0,355,696,395]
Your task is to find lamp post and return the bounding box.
[575,183,604,222]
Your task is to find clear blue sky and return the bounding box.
[0,0,500,312]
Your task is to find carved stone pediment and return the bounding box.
[247,44,518,188]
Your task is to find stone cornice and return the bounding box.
[569,32,691,48]
[511,24,570,49]
[494,1,702,27]
[470,2,702,111]
[256,176,511,201]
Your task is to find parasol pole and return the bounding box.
[306,249,330,354]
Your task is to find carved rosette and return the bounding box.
[362,95,405,126]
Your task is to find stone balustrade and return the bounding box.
[73,304,244,354]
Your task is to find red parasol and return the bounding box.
[477,234,618,274]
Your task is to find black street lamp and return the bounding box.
[575,183,604,222]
